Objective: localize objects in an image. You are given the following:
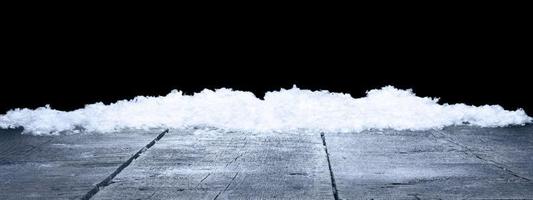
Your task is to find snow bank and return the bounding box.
[0,86,531,135]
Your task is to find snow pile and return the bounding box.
[0,86,531,135]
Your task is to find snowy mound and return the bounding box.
[0,86,531,135]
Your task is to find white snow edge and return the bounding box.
[1,86,531,135]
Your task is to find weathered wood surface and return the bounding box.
[1,125,533,199]
[0,128,163,200]
[325,125,533,199]
[440,125,533,180]
[92,128,333,200]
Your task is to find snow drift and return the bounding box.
[0,86,531,135]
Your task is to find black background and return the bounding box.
[1,10,531,115]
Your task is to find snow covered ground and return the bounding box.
[1,86,530,135]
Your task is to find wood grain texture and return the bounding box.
[326,125,533,199]
[92,129,333,200]
[0,129,163,200]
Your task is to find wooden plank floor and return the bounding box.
[325,125,533,199]
[0,129,164,200]
[1,125,532,199]
[92,128,333,200]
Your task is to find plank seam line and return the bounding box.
[432,131,530,182]
[213,172,239,200]
[321,132,340,200]
[80,129,169,200]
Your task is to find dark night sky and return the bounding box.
[2,12,531,115]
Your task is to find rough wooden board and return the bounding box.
[325,125,533,199]
[92,128,334,200]
[439,125,533,179]
[0,128,163,200]
[3,125,532,199]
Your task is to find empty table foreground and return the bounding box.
[325,125,533,199]
[92,129,333,199]
[0,129,164,200]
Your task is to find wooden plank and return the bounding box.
[439,125,533,180]
[0,128,164,200]
[92,128,334,200]
[5,125,531,199]
[325,125,533,199]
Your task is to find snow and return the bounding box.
[0,86,531,135]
